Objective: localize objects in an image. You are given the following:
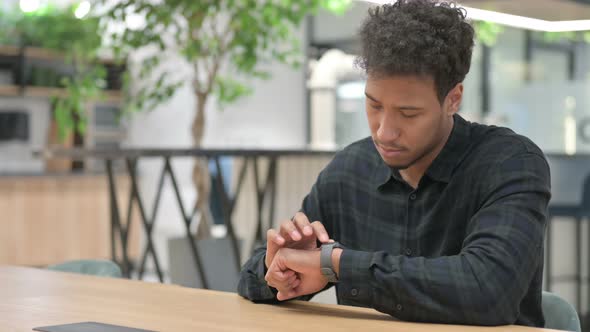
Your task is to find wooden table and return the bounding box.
[0,266,559,332]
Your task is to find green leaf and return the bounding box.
[474,21,504,47]
[320,0,351,15]
[214,77,253,107]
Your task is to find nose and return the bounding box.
[376,112,400,142]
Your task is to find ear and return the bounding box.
[444,83,463,116]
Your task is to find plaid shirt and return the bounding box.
[238,114,551,327]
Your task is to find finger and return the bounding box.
[292,212,313,237]
[310,221,330,243]
[283,269,295,279]
[266,266,298,291]
[265,272,280,289]
[276,273,299,291]
[279,219,302,241]
[274,277,296,298]
[276,291,286,301]
[287,288,298,298]
[286,274,298,287]
[272,269,293,282]
[267,229,285,246]
[290,278,301,289]
[265,229,285,268]
[265,266,294,282]
[277,290,291,301]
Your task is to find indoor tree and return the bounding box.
[100,0,351,237]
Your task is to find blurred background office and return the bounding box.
[1,0,590,329]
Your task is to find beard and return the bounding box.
[374,137,441,171]
[386,149,429,170]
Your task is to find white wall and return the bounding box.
[203,61,306,148]
[312,1,373,44]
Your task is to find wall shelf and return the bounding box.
[0,45,118,65]
[0,85,19,96]
[0,84,123,103]
[0,44,125,92]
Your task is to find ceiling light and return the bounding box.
[74,1,91,19]
[19,0,40,13]
[463,6,590,32]
[359,0,590,32]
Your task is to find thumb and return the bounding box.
[277,289,299,301]
[265,229,284,268]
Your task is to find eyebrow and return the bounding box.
[364,92,423,111]
[364,92,380,103]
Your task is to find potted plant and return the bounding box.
[0,3,109,171]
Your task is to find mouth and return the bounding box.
[377,144,405,157]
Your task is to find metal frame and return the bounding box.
[65,148,336,289]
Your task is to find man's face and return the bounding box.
[365,75,458,170]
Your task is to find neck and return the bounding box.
[400,116,455,189]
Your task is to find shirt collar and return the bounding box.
[374,147,394,187]
[425,114,471,183]
[374,113,472,187]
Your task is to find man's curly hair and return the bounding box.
[356,0,475,103]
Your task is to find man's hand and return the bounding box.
[265,212,330,269]
[265,248,329,301]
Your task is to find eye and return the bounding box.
[369,104,383,111]
[401,112,418,118]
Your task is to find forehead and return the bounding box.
[365,75,438,102]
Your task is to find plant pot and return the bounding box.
[44,118,73,173]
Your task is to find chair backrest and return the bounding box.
[542,291,581,332]
[47,259,122,278]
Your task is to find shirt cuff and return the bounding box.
[336,249,374,306]
[254,254,279,299]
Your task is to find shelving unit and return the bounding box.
[0,44,128,173]
[0,44,125,96]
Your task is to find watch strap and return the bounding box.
[320,242,344,283]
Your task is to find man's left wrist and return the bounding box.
[332,248,343,278]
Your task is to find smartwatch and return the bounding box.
[320,241,345,283]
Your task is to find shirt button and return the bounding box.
[396,304,403,311]
[405,248,412,256]
[351,288,358,296]
[410,193,417,200]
